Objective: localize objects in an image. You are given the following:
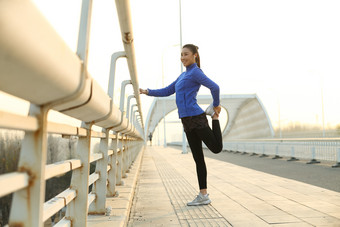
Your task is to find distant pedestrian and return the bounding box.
[140,44,222,206]
[148,133,153,146]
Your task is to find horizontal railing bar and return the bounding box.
[57,188,77,205]
[78,127,87,137]
[0,110,38,131]
[43,198,65,222]
[91,131,107,138]
[0,172,30,197]
[49,122,85,137]
[48,122,78,136]
[54,217,71,227]
[115,0,144,129]
[43,188,76,222]
[109,134,117,139]
[45,159,82,180]
[90,153,103,163]
[223,140,340,162]
[87,193,96,208]
[89,172,99,186]
[0,111,120,139]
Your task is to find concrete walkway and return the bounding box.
[128,146,340,226]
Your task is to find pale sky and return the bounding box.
[1,0,340,133]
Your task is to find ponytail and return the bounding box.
[183,44,200,68]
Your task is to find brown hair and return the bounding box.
[183,44,200,68]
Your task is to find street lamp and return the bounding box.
[179,0,183,73]
[321,78,325,137]
[157,0,185,150]
[179,0,187,154]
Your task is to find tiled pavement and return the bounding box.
[129,146,340,226]
[89,146,340,226]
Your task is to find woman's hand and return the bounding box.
[211,105,221,120]
[213,105,221,115]
[139,88,148,95]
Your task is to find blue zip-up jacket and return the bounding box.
[148,63,220,118]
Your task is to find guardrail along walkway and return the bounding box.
[128,146,340,226]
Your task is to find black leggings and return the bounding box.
[185,120,223,190]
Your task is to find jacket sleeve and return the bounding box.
[147,77,178,97]
[192,69,220,106]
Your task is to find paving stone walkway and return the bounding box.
[128,146,340,226]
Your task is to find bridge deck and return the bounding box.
[89,146,340,226]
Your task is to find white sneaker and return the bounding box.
[205,103,215,117]
[187,193,211,206]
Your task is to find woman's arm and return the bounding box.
[140,78,178,97]
[192,69,220,107]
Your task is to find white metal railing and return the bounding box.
[223,138,340,167]
[0,0,144,226]
[171,138,340,167]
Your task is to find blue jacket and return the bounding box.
[148,63,220,118]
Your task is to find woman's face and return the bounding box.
[181,47,196,67]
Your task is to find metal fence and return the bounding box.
[224,139,340,167]
[0,0,144,226]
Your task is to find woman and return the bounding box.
[139,44,223,206]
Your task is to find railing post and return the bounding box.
[126,95,135,118]
[9,105,48,227]
[116,134,124,185]
[235,144,240,154]
[131,140,135,165]
[119,80,132,113]
[332,148,340,168]
[126,136,130,170]
[89,129,110,214]
[126,135,130,169]
[288,146,299,161]
[107,134,118,196]
[122,135,128,178]
[307,147,320,164]
[242,143,247,155]
[65,0,94,223]
[250,143,257,156]
[76,0,93,68]
[65,123,92,226]
[107,52,127,99]
[272,145,282,159]
[260,144,268,157]
[130,139,134,168]
[109,80,132,130]
[130,105,137,123]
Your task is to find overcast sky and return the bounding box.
[1,0,340,132]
